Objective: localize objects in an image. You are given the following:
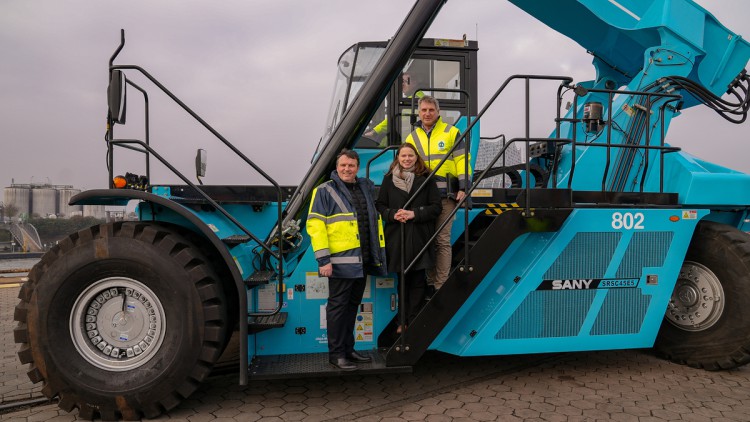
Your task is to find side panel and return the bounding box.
[252,247,398,356]
[433,208,708,356]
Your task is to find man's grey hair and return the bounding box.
[418,95,440,112]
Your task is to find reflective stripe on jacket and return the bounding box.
[405,116,472,192]
[306,171,387,279]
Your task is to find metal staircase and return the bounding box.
[384,190,571,366]
[5,222,43,252]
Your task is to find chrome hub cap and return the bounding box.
[70,277,166,371]
[666,261,724,331]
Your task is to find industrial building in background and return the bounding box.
[2,182,105,220]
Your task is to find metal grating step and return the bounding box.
[222,235,252,246]
[245,270,276,288]
[248,350,412,380]
[248,312,287,334]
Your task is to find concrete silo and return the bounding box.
[57,187,82,217]
[83,205,106,220]
[3,185,31,218]
[31,187,57,217]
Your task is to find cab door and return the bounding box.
[358,38,478,185]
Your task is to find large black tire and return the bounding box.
[13,222,230,420]
[654,220,750,370]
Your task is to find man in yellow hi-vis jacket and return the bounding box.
[405,95,471,292]
[307,149,387,371]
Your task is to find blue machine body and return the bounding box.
[96,0,750,364]
[22,0,750,418]
[433,208,707,355]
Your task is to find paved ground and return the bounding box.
[2,281,750,421]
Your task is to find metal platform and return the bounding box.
[248,350,412,380]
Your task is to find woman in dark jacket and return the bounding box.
[376,143,442,332]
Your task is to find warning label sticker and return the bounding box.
[682,210,698,220]
[355,303,373,342]
[375,277,395,289]
[306,272,329,299]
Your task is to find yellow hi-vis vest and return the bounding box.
[306,178,386,279]
[405,116,471,192]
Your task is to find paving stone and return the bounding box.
[609,413,639,422]
[444,408,471,418]
[517,393,546,404]
[255,417,283,422]
[496,415,524,422]
[538,412,568,422]
[704,400,735,412]
[3,286,750,421]
[417,405,446,415]
[424,415,453,422]
[512,408,541,419]
[278,410,307,421]
[569,399,596,410]
[650,408,683,420]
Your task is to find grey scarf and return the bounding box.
[392,165,415,193]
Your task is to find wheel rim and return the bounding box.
[666,261,724,331]
[70,277,166,371]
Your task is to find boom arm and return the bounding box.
[510,0,750,193]
[510,0,750,105]
[281,0,446,229]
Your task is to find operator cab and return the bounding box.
[319,38,479,183]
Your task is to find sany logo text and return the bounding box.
[552,279,594,290]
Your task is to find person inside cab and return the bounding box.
[364,72,424,145]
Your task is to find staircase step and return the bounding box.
[386,208,572,367]
[249,350,411,380]
[248,312,288,334]
[245,270,276,288]
[222,235,252,246]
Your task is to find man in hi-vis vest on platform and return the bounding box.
[307,149,387,371]
[405,95,471,293]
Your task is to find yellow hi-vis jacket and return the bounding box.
[405,116,472,195]
[306,172,387,279]
[371,91,425,137]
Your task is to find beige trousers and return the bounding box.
[427,198,456,289]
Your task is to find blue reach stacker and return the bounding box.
[14,0,750,419]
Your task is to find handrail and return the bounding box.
[106,63,284,264]
[111,65,282,193]
[390,76,571,347]
[399,76,572,266]
[557,85,681,192]
[107,139,280,259]
[406,137,568,274]
[124,78,150,186]
[391,74,683,346]
[366,145,399,179]
[396,87,471,340]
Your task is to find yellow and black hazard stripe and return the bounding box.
[484,203,523,215]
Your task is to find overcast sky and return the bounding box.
[1,0,748,193]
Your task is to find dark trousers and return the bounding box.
[398,269,427,325]
[327,277,366,359]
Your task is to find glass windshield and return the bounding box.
[320,44,386,147]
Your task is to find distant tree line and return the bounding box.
[28,216,106,245]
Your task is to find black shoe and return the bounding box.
[329,357,357,371]
[425,285,436,300]
[346,351,372,363]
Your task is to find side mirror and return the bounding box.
[107,70,127,124]
[195,149,207,181]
